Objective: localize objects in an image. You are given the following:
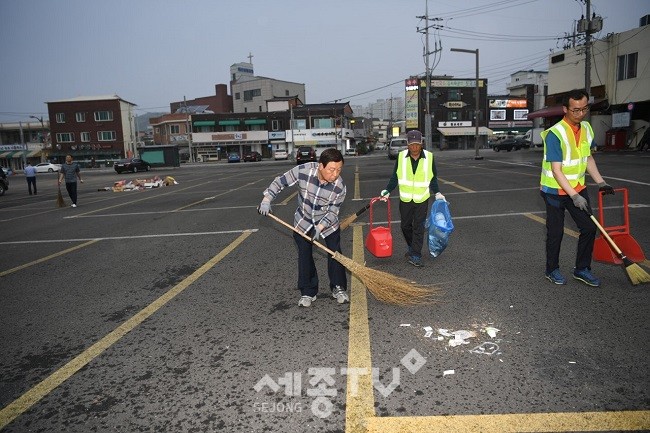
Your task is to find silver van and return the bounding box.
[387,137,408,160]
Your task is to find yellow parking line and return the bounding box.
[0,230,253,430]
[366,410,650,432]
[524,212,580,238]
[345,225,375,433]
[0,240,99,277]
[279,190,298,205]
[437,177,475,193]
[174,179,263,211]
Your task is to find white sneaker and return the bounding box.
[332,287,349,304]
[298,295,317,307]
[71,204,77,208]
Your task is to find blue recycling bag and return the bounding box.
[425,199,454,257]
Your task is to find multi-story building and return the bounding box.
[189,101,353,162]
[406,76,490,150]
[506,70,548,129]
[530,16,649,148]
[169,84,232,114]
[230,62,306,114]
[46,95,137,164]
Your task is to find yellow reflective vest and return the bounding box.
[396,149,434,203]
[540,120,593,192]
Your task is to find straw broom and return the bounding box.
[56,184,66,207]
[266,213,440,305]
[589,213,650,285]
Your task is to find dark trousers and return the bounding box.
[26,177,37,195]
[293,228,347,297]
[65,181,78,205]
[541,189,597,273]
[399,199,429,257]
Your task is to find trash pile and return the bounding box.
[99,176,178,192]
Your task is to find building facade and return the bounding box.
[46,95,137,164]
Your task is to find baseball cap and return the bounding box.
[407,130,423,144]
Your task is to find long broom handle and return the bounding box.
[266,213,337,256]
[340,202,371,230]
[589,214,625,256]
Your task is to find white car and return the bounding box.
[35,162,62,173]
[274,149,288,160]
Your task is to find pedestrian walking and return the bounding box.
[258,148,348,307]
[24,162,37,195]
[379,129,445,267]
[540,89,614,287]
[58,154,83,207]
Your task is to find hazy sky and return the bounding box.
[0,0,647,122]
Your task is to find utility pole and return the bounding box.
[417,1,441,150]
[184,96,193,163]
[585,0,591,97]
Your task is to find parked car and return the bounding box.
[0,169,8,196]
[296,146,317,164]
[387,137,408,159]
[1,167,13,176]
[114,158,151,174]
[274,149,288,160]
[243,151,262,162]
[227,152,241,163]
[35,162,62,173]
[492,138,527,152]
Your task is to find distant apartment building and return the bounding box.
[46,94,137,163]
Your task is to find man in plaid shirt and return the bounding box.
[259,148,348,307]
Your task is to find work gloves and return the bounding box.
[570,194,589,212]
[435,192,446,201]
[597,182,615,195]
[258,198,271,216]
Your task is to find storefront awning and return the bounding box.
[27,150,42,157]
[0,151,15,158]
[526,105,564,119]
[193,120,215,127]
[244,119,266,125]
[218,120,240,126]
[437,127,494,136]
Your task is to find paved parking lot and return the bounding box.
[1,149,649,432]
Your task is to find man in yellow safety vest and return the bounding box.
[540,89,614,287]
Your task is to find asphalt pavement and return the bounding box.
[0,148,649,432]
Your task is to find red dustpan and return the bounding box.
[365,197,393,258]
[593,188,646,265]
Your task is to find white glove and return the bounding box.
[258,197,271,215]
[435,192,446,201]
[380,189,389,197]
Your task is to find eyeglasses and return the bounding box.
[568,106,590,114]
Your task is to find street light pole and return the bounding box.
[450,47,483,160]
[30,115,46,163]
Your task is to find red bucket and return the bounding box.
[365,197,393,257]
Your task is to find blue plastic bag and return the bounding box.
[425,199,454,257]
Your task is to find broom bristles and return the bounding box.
[56,188,66,208]
[333,253,441,305]
[624,259,650,285]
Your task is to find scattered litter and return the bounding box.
[469,342,500,356]
[443,369,455,376]
[99,175,178,192]
[400,324,411,327]
[484,326,500,338]
[568,361,576,364]
[423,326,434,338]
[437,328,453,337]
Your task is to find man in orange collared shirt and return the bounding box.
[539,89,614,287]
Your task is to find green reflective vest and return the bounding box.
[396,149,434,203]
[540,120,593,191]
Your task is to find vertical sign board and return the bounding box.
[404,78,419,130]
